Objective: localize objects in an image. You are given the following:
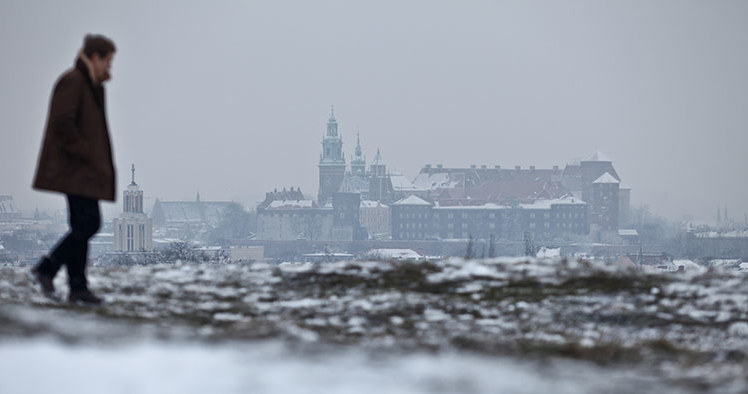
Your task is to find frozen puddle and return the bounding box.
[0,339,673,394]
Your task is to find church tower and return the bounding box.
[351,132,366,177]
[113,165,153,252]
[368,148,393,203]
[318,106,346,205]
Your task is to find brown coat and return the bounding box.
[33,54,116,201]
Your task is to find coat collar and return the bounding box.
[76,51,99,85]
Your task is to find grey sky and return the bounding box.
[1,0,746,222]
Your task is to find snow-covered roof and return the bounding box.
[587,151,612,162]
[360,200,388,208]
[367,248,422,260]
[593,172,619,184]
[519,196,586,210]
[393,195,431,206]
[433,203,509,211]
[412,172,460,190]
[390,174,427,192]
[695,230,748,239]
[267,200,315,210]
[536,247,561,259]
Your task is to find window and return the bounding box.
[126,224,134,252]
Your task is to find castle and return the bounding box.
[258,108,631,242]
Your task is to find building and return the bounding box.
[113,165,153,252]
[410,151,629,236]
[151,193,235,229]
[392,195,588,241]
[359,200,389,237]
[391,195,434,240]
[591,172,619,231]
[367,149,395,203]
[0,195,21,222]
[257,188,334,241]
[318,106,347,206]
[331,177,368,240]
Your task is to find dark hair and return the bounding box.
[82,34,116,58]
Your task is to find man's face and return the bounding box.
[90,52,114,82]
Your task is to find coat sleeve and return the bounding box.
[50,75,88,160]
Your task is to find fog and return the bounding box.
[1,0,747,221]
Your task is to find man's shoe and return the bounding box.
[68,289,103,305]
[28,267,60,301]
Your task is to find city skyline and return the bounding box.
[1,1,747,222]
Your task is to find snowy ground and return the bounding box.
[1,258,747,393]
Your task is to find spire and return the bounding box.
[372,148,383,165]
[326,105,339,137]
[130,164,136,186]
[355,132,362,157]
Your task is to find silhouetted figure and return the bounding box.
[30,35,117,305]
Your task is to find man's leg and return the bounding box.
[63,195,101,292]
[32,196,81,297]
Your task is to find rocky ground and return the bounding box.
[1,258,747,393]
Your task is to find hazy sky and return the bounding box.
[1,0,747,222]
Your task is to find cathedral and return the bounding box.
[317,107,404,206]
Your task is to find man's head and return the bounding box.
[82,34,116,82]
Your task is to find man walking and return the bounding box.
[31,35,117,304]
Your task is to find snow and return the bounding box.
[433,202,508,211]
[695,230,748,239]
[412,172,460,190]
[1,258,747,392]
[367,248,423,260]
[392,195,431,206]
[360,200,387,208]
[618,229,639,237]
[519,196,586,210]
[536,247,561,259]
[592,172,619,184]
[0,339,683,394]
[389,174,427,192]
[267,200,315,209]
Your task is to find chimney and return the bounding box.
[470,164,476,169]
[515,166,521,171]
[481,165,487,169]
[530,165,535,171]
[425,164,431,169]
[437,164,443,169]
[553,165,559,171]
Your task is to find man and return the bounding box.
[30,35,117,305]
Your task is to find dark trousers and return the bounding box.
[36,194,101,291]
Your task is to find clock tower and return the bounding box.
[318,106,346,205]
